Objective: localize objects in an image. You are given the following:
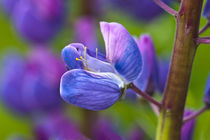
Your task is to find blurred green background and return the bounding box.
[1,0,210,139]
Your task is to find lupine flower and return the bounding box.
[203,74,210,106]
[157,59,170,93]
[203,0,210,19]
[0,48,65,115]
[34,111,86,140]
[109,0,170,22]
[134,35,159,95]
[2,0,66,43]
[60,22,142,111]
[92,119,122,140]
[181,110,196,140]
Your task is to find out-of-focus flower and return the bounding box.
[157,59,170,93]
[181,110,196,140]
[92,119,122,140]
[0,48,65,115]
[34,111,86,140]
[75,16,99,52]
[1,0,20,16]
[203,0,210,19]
[125,126,144,140]
[109,0,170,22]
[203,74,210,106]
[134,35,159,95]
[60,22,142,111]
[2,0,66,44]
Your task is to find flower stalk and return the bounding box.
[196,38,210,44]
[153,0,177,16]
[199,21,210,34]
[183,106,208,124]
[128,83,161,108]
[156,0,203,139]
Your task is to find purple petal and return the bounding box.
[1,0,20,16]
[181,110,196,140]
[134,35,159,93]
[60,69,124,111]
[100,21,142,82]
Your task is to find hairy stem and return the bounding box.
[183,106,208,124]
[154,0,177,16]
[156,0,203,140]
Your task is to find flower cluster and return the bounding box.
[0,48,65,115]
[1,0,66,43]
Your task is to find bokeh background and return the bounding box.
[0,0,210,139]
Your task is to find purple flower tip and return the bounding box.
[203,0,210,19]
[204,74,210,105]
[181,110,196,140]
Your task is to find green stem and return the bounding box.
[156,0,203,140]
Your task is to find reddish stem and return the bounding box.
[197,38,210,44]
[129,83,162,108]
[154,0,177,16]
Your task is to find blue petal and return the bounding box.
[60,69,124,111]
[100,22,142,82]
[203,0,210,19]
[61,43,83,69]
